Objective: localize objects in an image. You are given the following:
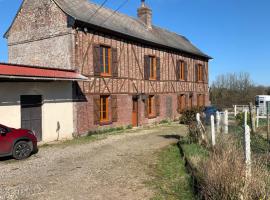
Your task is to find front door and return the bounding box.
[132,97,138,127]
[21,95,42,142]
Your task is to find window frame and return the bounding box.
[197,64,204,82]
[149,56,157,80]
[100,95,109,123]
[197,94,205,107]
[180,60,185,81]
[100,46,111,77]
[178,94,186,112]
[148,95,155,117]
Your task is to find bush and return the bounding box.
[198,136,270,200]
[180,107,204,125]
[236,112,251,127]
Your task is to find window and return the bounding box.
[180,61,185,80]
[148,95,155,116]
[197,64,204,82]
[100,46,111,76]
[197,94,205,107]
[100,96,109,122]
[189,95,193,108]
[149,56,156,80]
[178,94,186,112]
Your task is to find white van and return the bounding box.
[255,95,270,115]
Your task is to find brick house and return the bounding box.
[3,0,211,138]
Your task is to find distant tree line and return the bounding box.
[210,72,270,108]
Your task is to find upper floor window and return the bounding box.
[149,56,156,80]
[196,64,204,82]
[177,60,188,81]
[144,55,160,81]
[93,44,118,77]
[100,46,111,76]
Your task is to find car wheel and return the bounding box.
[12,141,32,160]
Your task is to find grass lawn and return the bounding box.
[149,145,196,200]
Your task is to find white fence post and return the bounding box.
[244,109,248,127]
[234,105,237,117]
[211,115,216,146]
[256,107,259,128]
[196,113,200,123]
[224,110,229,134]
[244,125,251,178]
[216,111,221,133]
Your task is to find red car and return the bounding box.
[0,124,38,160]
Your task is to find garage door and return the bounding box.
[21,95,42,142]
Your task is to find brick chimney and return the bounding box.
[137,0,152,29]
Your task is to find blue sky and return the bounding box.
[0,0,270,85]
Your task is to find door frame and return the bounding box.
[20,95,43,142]
[132,96,139,127]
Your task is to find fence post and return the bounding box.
[244,109,248,127]
[234,105,237,117]
[196,113,200,123]
[224,110,229,134]
[244,125,251,178]
[256,107,259,128]
[216,111,221,133]
[211,115,216,147]
[249,102,256,133]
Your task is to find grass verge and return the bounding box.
[149,144,195,200]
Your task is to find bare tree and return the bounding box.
[210,72,269,108]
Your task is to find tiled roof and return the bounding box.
[53,0,211,59]
[0,63,87,81]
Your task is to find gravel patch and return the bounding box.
[0,124,186,200]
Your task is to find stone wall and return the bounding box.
[6,0,75,69]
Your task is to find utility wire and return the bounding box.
[87,0,109,21]
[99,0,129,26]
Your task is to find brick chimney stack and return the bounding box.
[137,0,152,29]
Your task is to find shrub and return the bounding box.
[159,119,170,124]
[198,135,270,200]
[126,124,133,129]
[180,107,204,125]
[236,112,251,127]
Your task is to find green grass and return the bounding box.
[182,143,209,159]
[149,145,196,200]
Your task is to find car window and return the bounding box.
[0,127,7,134]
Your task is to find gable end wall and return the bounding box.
[7,0,75,69]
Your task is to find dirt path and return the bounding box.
[0,124,186,200]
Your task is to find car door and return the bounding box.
[0,126,12,155]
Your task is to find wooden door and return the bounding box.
[132,97,138,127]
[21,95,42,142]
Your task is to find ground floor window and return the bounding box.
[100,95,109,122]
[197,94,205,107]
[178,94,186,113]
[189,95,193,108]
[148,95,155,117]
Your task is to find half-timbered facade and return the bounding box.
[5,0,211,135]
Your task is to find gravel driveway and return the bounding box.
[0,124,186,200]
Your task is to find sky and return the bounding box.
[0,0,270,85]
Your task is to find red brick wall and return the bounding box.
[76,93,192,134]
